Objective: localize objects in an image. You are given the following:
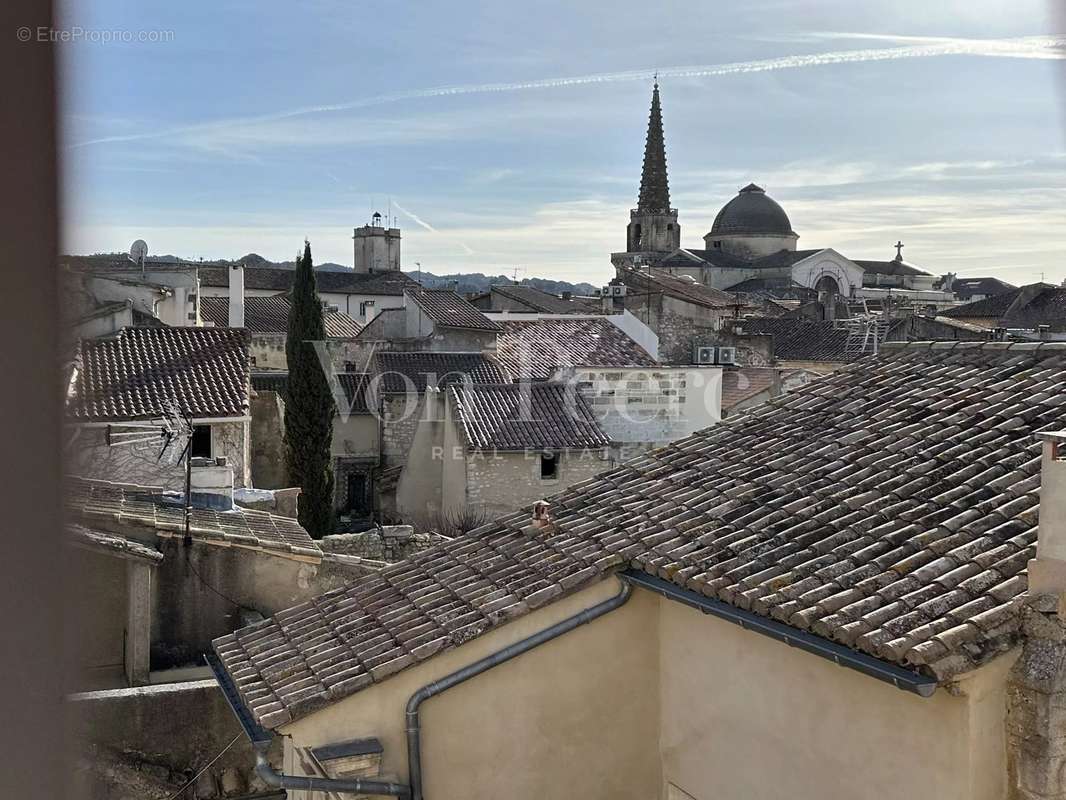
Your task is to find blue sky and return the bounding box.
[61,0,1065,285]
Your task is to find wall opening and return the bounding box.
[540,452,558,479]
[190,425,212,459]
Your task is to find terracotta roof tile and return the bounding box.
[451,382,611,451]
[495,318,656,380]
[214,341,1066,728]
[372,352,507,393]
[200,295,363,338]
[67,477,320,559]
[406,289,499,332]
[68,326,250,422]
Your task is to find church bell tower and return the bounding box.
[615,82,680,268]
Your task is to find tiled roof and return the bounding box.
[372,352,507,393]
[67,327,250,422]
[494,318,657,380]
[451,382,611,451]
[252,372,373,414]
[746,249,824,269]
[200,295,363,338]
[214,341,1065,729]
[721,367,776,411]
[67,477,320,559]
[941,284,1066,330]
[853,259,930,277]
[619,269,739,310]
[67,523,164,563]
[950,277,1017,302]
[491,285,600,314]
[732,317,853,362]
[406,289,500,332]
[198,266,418,296]
[657,248,749,270]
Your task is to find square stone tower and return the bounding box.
[353,212,401,274]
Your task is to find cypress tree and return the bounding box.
[284,240,336,537]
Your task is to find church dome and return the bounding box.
[710,184,795,237]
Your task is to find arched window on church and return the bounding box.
[633,224,642,249]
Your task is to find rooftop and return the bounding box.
[406,288,500,332]
[494,317,657,380]
[371,351,507,393]
[489,284,599,314]
[199,295,363,338]
[452,382,612,451]
[214,340,1063,729]
[67,477,320,559]
[710,184,795,237]
[943,283,1066,329]
[731,317,856,362]
[618,268,740,310]
[67,326,250,422]
[198,266,419,296]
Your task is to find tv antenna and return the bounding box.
[510,265,525,285]
[129,239,148,274]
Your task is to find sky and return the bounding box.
[59,0,1066,286]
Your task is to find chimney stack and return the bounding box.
[228,263,245,328]
[1027,431,1066,595]
[189,456,235,511]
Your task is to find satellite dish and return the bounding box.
[129,239,148,265]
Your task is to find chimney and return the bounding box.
[1027,431,1066,595]
[228,263,245,328]
[189,456,235,511]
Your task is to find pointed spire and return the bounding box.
[637,82,671,214]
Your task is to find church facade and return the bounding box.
[612,85,952,315]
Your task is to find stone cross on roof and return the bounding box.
[894,240,905,260]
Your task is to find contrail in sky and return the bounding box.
[393,200,476,256]
[71,35,1066,149]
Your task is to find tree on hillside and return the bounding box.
[284,239,336,538]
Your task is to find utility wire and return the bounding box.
[164,731,243,800]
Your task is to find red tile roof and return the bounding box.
[495,318,657,380]
[452,382,611,451]
[200,295,363,338]
[68,326,250,422]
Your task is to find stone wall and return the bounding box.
[655,296,725,365]
[465,448,610,517]
[249,390,287,489]
[68,679,280,800]
[320,526,443,562]
[382,393,424,464]
[67,420,250,490]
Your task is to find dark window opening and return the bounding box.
[190,425,212,459]
[667,223,674,231]
[633,224,642,249]
[347,473,368,514]
[540,453,558,479]
[713,240,722,249]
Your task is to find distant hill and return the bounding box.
[61,252,352,272]
[406,271,598,297]
[63,253,599,294]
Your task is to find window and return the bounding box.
[190,425,212,459]
[540,452,558,479]
[359,300,375,317]
[712,240,722,249]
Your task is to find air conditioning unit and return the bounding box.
[595,286,610,297]
[610,285,627,297]
[693,345,716,364]
[716,346,737,365]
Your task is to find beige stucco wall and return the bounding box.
[331,413,378,459]
[280,577,662,800]
[658,599,1013,800]
[274,583,1015,800]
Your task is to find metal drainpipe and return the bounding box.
[253,747,412,798]
[404,576,633,800]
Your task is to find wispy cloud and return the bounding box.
[69,34,1066,151]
